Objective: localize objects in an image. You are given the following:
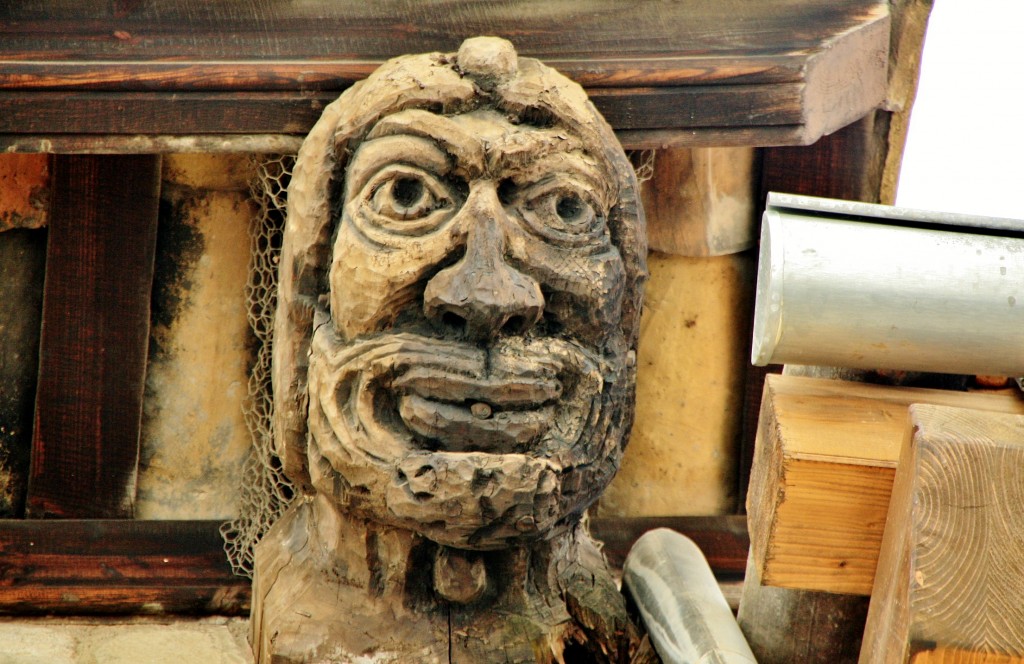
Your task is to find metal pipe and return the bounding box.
[624,528,757,664]
[752,193,1024,376]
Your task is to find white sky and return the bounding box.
[895,0,1024,220]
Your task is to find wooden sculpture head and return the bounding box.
[274,36,646,551]
[257,36,647,663]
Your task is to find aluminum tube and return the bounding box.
[624,529,757,664]
[752,206,1024,375]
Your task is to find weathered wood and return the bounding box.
[0,229,46,517]
[0,519,249,615]
[27,155,161,518]
[624,529,756,663]
[0,1,889,147]
[737,553,869,664]
[640,148,757,256]
[860,405,1024,663]
[747,374,1024,596]
[0,86,800,135]
[253,37,645,663]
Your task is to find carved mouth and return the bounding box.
[391,369,563,453]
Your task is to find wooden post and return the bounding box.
[860,405,1024,663]
[27,155,161,518]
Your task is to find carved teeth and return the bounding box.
[470,402,493,419]
[392,367,562,408]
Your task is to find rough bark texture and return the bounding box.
[252,37,646,662]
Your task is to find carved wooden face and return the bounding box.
[280,38,645,550]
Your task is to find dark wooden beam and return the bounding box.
[0,0,889,147]
[27,155,160,518]
[0,516,742,615]
[590,515,749,578]
[0,520,248,615]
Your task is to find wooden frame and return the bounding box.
[0,0,892,615]
[0,1,889,150]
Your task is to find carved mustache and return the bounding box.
[308,329,611,455]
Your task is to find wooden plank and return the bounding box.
[0,126,809,155]
[747,374,1024,597]
[0,520,249,615]
[0,85,802,135]
[860,405,1024,663]
[0,0,889,146]
[590,515,748,577]
[0,1,878,89]
[27,155,160,518]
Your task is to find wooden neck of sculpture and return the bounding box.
[305,492,578,609]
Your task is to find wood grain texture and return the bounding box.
[0,519,249,615]
[911,647,1024,664]
[860,405,1024,662]
[27,155,160,518]
[738,553,869,664]
[0,0,889,146]
[746,374,1024,596]
[640,147,757,256]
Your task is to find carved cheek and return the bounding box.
[508,231,626,344]
[329,216,460,340]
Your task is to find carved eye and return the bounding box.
[356,164,460,235]
[517,180,608,248]
[372,172,449,220]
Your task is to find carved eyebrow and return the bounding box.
[501,148,614,207]
[488,129,586,174]
[365,110,485,179]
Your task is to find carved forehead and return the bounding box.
[355,108,611,192]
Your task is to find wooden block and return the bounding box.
[746,374,1024,595]
[640,147,756,257]
[27,155,161,518]
[860,405,1024,663]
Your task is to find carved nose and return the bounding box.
[424,191,544,340]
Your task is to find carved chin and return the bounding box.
[305,330,629,549]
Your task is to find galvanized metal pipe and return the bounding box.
[624,528,757,664]
[752,193,1024,376]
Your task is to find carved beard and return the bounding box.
[305,326,631,550]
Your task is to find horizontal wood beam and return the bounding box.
[0,0,889,148]
[746,375,1024,596]
[0,520,248,615]
[591,515,749,577]
[0,516,744,615]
